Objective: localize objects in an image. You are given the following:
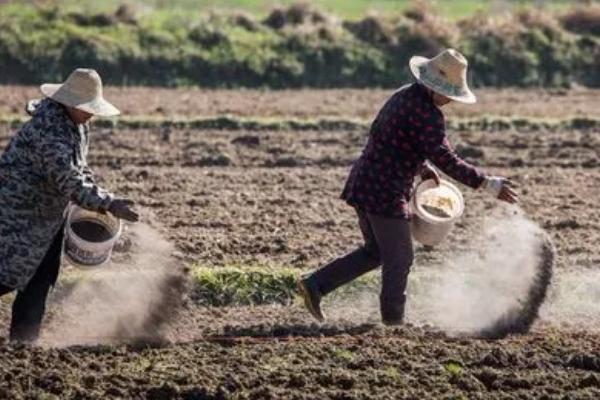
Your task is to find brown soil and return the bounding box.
[1,311,600,399]
[3,125,586,271]
[0,86,598,119]
[0,103,598,398]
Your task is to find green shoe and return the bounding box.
[297,277,325,322]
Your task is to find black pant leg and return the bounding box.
[10,227,64,342]
[309,210,381,295]
[366,214,413,324]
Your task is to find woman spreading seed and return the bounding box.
[0,69,139,342]
[298,49,518,325]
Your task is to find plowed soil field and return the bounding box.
[0,88,599,399]
[0,86,598,119]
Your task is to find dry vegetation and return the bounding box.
[0,2,599,88]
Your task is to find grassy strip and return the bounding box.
[36,0,575,21]
[53,266,302,307]
[50,266,300,307]
[189,266,385,307]
[189,266,299,306]
[0,3,598,88]
[53,265,380,307]
[2,115,599,132]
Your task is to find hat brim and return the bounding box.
[409,56,476,104]
[40,83,120,117]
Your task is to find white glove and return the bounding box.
[482,176,504,198]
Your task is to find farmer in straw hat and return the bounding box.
[298,49,518,325]
[0,68,139,342]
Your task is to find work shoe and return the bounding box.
[382,317,403,327]
[297,277,325,322]
[381,297,405,326]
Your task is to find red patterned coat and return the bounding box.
[341,83,485,219]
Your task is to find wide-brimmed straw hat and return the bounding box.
[409,48,476,104]
[40,68,120,117]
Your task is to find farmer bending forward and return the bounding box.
[0,69,139,342]
[298,49,518,325]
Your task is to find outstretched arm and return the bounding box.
[413,111,517,203]
[419,133,485,190]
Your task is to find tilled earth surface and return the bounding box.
[0,113,599,398]
[2,312,600,399]
[0,86,599,119]
[9,124,589,271]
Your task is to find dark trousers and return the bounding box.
[0,227,64,342]
[308,211,413,323]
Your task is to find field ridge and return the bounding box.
[2,115,600,132]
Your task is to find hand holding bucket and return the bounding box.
[410,179,465,246]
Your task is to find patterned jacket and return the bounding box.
[0,98,113,289]
[341,83,486,219]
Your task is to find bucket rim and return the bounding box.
[412,179,464,224]
[66,205,122,246]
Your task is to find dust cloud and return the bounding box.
[540,269,600,330]
[42,222,187,347]
[327,208,555,337]
[411,208,553,338]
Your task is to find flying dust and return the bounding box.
[40,205,596,346]
[412,208,554,338]
[41,222,187,347]
[328,207,556,338]
[540,268,600,330]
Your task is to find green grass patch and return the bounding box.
[51,265,297,307]
[52,264,381,307]
[189,265,299,306]
[381,366,402,380]
[188,265,380,307]
[443,362,464,377]
[331,347,356,362]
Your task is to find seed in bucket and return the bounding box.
[71,220,113,243]
[420,191,454,219]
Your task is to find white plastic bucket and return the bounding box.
[64,205,122,269]
[410,179,464,246]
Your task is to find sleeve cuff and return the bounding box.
[482,176,503,197]
[99,192,114,212]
